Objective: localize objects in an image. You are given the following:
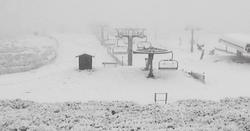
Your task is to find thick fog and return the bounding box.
[0,0,250,36]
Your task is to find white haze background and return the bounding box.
[0,0,250,37]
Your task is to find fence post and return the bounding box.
[122,56,124,66]
[154,93,157,103]
[165,93,168,104]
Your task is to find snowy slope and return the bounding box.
[0,33,115,102]
[0,33,249,104]
[0,35,57,74]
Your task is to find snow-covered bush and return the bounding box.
[0,97,249,131]
[0,99,34,109]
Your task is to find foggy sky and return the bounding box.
[0,0,250,36]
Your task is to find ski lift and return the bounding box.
[134,46,174,78]
[158,52,179,70]
[158,59,178,70]
[137,41,151,49]
[136,37,150,49]
[116,38,127,47]
[112,46,128,55]
[104,38,117,46]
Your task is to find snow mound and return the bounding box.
[0,35,57,74]
[0,97,249,131]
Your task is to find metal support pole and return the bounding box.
[128,36,133,66]
[145,58,149,70]
[147,53,154,78]
[200,49,205,60]
[191,29,194,53]
[185,27,200,53]
[122,56,123,66]
[101,26,105,45]
[165,93,168,104]
[154,93,157,103]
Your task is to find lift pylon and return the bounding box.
[116,28,146,66]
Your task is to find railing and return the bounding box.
[154,93,168,104]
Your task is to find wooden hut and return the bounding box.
[76,54,94,70]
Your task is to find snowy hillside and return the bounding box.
[0,29,249,131]
[0,35,57,74]
[0,33,249,104]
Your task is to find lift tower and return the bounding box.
[99,25,109,45]
[116,28,146,66]
[185,26,200,53]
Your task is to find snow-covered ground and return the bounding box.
[0,97,249,131]
[0,33,249,105]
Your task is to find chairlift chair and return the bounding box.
[158,59,179,70]
[137,41,151,50]
[112,46,128,55]
[137,42,146,49]
[158,52,178,70]
[104,38,117,46]
[116,38,128,47]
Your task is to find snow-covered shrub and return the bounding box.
[0,99,34,109]
[0,97,249,131]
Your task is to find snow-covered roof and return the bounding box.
[76,53,94,57]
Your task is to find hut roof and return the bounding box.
[76,53,94,57]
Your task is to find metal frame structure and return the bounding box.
[218,36,250,56]
[116,28,146,66]
[134,46,173,78]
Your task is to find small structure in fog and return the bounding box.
[76,53,94,70]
